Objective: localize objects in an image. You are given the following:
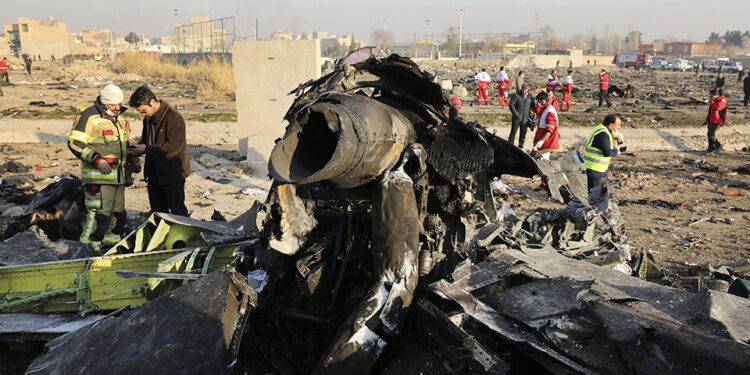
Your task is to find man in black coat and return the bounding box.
[128,86,192,216]
[508,84,536,148]
[743,73,750,107]
[715,72,725,90]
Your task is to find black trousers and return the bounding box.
[586,169,610,212]
[744,91,750,106]
[508,120,528,148]
[707,123,722,151]
[598,90,611,107]
[147,181,188,216]
[1,72,8,83]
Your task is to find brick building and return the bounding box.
[663,42,721,57]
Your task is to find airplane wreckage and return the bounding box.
[2,52,750,374]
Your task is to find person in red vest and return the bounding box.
[561,69,573,111]
[546,69,558,94]
[474,68,491,105]
[0,57,9,84]
[598,69,611,107]
[496,66,511,106]
[531,91,560,156]
[703,88,727,154]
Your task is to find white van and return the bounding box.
[670,59,690,72]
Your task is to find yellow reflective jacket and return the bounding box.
[67,99,131,185]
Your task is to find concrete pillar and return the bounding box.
[233,39,321,177]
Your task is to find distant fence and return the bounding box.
[171,17,236,54]
[162,52,232,65]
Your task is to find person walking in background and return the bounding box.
[561,69,574,111]
[496,66,511,106]
[128,86,191,216]
[743,73,750,107]
[598,69,611,108]
[546,69,558,94]
[715,71,725,90]
[508,84,536,148]
[703,88,727,154]
[23,54,32,75]
[474,68,491,105]
[0,57,9,84]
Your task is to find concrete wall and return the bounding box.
[233,39,321,176]
[0,43,9,58]
[506,51,613,69]
[22,41,70,60]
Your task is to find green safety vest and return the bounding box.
[583,124,613,173]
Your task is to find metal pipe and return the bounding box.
[269,93,416,188]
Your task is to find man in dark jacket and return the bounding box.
[508,84,536,148]
[743,74,750,107]
[715,72,725,90]
[128,86,191,216]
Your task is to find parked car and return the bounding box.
[720,61,743,73]
[670,59,691,72]
[706,61,722,72]
[649,60,670,70]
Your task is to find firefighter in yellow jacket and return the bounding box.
[67,84,131,251]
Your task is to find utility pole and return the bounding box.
[535,12,539,54]
[256,17,259,40]
[380,19,390,32]
[236,0,240,39]
[456,8,464,59]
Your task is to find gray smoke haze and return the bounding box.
[2,0,748,44]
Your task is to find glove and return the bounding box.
[612,131,624,143]
[533,140,545,152]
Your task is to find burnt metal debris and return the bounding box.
[2,52,750,374]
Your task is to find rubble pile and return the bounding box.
[228,53,750,373]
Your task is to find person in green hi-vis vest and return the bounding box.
[583,114,625,212]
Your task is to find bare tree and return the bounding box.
[483,34,503,53]
[586,29,599,51]
[540,24,555,47]
[442,27,459,57]
[371,29,394,51]
[547,39,561,49]
[567,33,587,49]
[626,29,641,51]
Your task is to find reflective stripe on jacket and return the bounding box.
[583,124,613,173]
[67,98,130,185]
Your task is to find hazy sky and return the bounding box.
[3,0,749,44]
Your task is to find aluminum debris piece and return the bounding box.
[26,268,256,375]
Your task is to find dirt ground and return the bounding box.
[0,59,235,122]
[428,62,750,129]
